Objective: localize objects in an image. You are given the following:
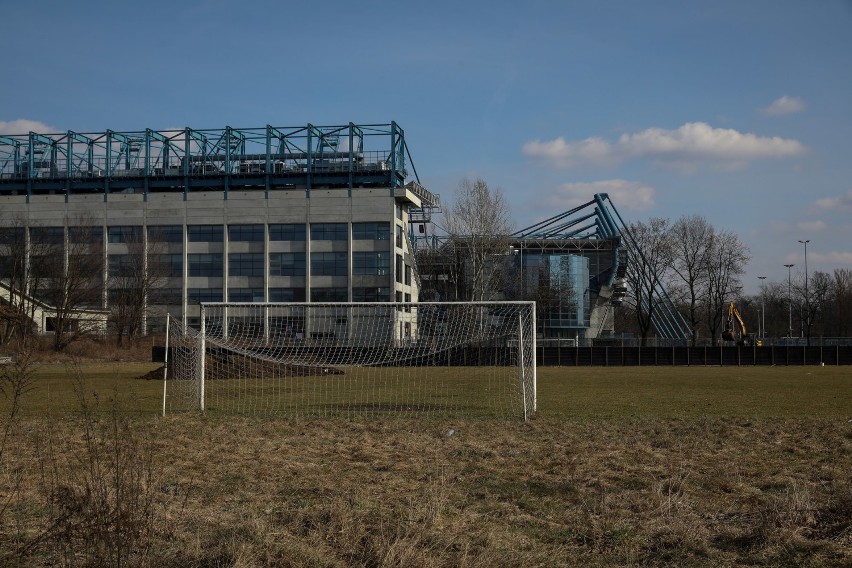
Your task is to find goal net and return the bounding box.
[164,302,536,420]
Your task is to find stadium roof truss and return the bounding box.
[512,193,690,340]
[0,122,438,203]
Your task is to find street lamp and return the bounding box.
[784,264,794,340]
[757,276,766,339]
[798,240,810,343]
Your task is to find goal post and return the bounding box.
[164,301,537,420]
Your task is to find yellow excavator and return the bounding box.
[722,302,761,347]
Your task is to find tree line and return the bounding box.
[619,214,852,345]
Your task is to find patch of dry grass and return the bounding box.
[1,415,850,566]
[0,361,850,566]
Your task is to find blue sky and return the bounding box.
[2,0,851,292]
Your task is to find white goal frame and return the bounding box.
[163,301,536,420]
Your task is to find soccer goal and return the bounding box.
[163,301,536,420]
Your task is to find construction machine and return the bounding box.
[722,302,761,346]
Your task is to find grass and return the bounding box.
[8,362,851,419]
[1,362,850,566]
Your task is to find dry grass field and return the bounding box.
[0,361,850,566]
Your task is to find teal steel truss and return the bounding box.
[0,122,426,202]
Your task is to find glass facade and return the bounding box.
[188,253,223,276]
[311,287,348,301]
[228,253,264,276]
[352,251,390,276]
[147,225,183,243]
[269,252,306,276]
[188,225,223,242]
[352,222,390,240]
[108,226,142,244]
[269,224,306,241]
[311,252,348,276]
[269,287,306,302]
[310,223,347,241]
[518,253,590,335]
[228,224,264,242]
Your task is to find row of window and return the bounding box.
[2,223,395,245]
[148,287,392,304]
[21,251,402,280]
[144,251,393,277]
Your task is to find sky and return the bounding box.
[2,0,851,293]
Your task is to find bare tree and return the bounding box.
[0,219,55,346]
[828,268,852,337]
[40,224,106,351]
[669,215,714,346]
[108,233,168,347]
[442,178,514,301]
[703,230,750,345]
[624,217,673,345]
[796,270,830,343]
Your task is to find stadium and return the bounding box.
[0,120,688,344]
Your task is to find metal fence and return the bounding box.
[538,345,852,366]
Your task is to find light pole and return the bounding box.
[784,264,794,340]
[758,276,766,339]
[798,240,810,342]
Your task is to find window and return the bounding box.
[69,226,103,244]
[150,287,182,305]
[228,224,264,242]
[311,287,348,302]
[108,226,142,244]
[188,253,223,276]
[352,251,390,275]
[269,224,306,241]
[30,226,64,245]
[395,225,403,248]
[395,254,403,283]
[150,254,183,277]
[310,223,347,241]
[311,252,348,276]
[352,287,390,302]
[187,225,223,242]
[0,227,24,245]
[352,222,390,240]
[228,253,264,276]
[108,254,135,277]
[269,287,306,302]
[269,252,306,276]
[228,288,265,302]
[147,225,183,244]
[396,202,403,221]
[404,265,412,286]
[188,288,223,303]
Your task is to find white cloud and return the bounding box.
[796,220,826,232]
[0,119,57,135]
[761,95,807,116]
[523,122,806,171]
[810,251,852,265]
[814,189,852,212]
[547,179,656,212]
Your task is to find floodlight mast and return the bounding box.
[784,264,794,339]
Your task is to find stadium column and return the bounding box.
[222,222,229,340]
[264,222,270,342]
